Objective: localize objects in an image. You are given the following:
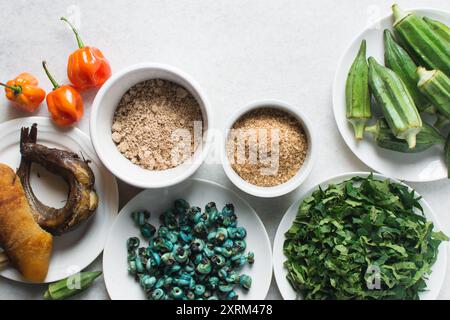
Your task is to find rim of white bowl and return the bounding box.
[222,99,316,198]
[90,63,213,189]
[332,7,450,183]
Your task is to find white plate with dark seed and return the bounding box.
[0,117,119,283]
[333,7,450,182]
[103,178,273,300]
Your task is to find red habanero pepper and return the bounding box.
[61,17,111,90]
[1,73,46,112]
[42,61,83,126]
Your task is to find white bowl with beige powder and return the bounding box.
[90,63,212,188]
[222,100,316,198]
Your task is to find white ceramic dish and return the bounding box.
[222,100,316,198]
[0,117,119,283]
[273,172,448,300]
[90,63,213,189]
[332,7,450,182]
[103,178,272,300]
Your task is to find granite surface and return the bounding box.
[0,0,449,300]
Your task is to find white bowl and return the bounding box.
[222,100,316,198]
[90,63,213,189]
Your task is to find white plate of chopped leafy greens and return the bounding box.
[332,6,450,182]
[273,172,448,300]
[103,178,272,300]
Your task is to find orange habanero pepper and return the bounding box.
[61,17,111,90]
[0,73,46,112]
[42,61,83,126]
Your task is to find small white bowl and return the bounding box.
[222,100,316,198]
[90,63,213,189]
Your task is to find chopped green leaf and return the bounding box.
[283,175,447,300]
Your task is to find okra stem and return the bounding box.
[350,119,366,140]
[364,122,379,136]
[392,4,409,26]
[417,67,435,86]
[406,133,417,149]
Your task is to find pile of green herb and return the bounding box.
[283,175,448,300]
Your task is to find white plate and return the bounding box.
[273,172,447,300]
[103,178,272,300]
[0,117,119,283]
[333,7,450,182]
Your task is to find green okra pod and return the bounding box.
[417,67,450,119]
[365,118,445,153]
[423,16,450,44]
[368,56,422,149]
[392,4,450,76]
[345,39,371,139]
[384,29,432,113]
[44,271,102,300]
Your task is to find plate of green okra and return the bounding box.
[333,5,450,182]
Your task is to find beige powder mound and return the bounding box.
[112,79,203,170]
[227,108,308,187]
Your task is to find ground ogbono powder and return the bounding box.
[112,79,203,170]
[227,108,308,187]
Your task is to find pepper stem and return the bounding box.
[42,61,60,89]
[0,82,22,94]
[61,17,84,48]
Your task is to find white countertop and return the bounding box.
[1,0,449,300]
